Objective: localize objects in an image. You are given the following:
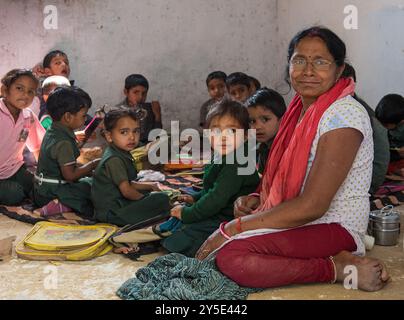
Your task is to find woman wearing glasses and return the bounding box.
[196,26,390,292]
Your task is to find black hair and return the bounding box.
[72,86,92,109]
[104,109,143,131]
[375,94,404,125]
[43,50,68,69]
[206,71,227,87]
[284,26,346,86]
[225,72,251,89]
[246,87,286,119]
[46,86,89,121]
[124,74,149,91]
[1,68,39,88]
[249,76,261,90]
[341,62,356,82]
[206,99,250,131]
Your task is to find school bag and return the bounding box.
[16,221,118,261]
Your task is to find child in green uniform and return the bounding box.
[161,100,260,257]
[92,109,170,226]
[33,86,99,217]
[246,87,286,175]
[375,94,404,164]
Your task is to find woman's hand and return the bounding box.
[234,195,260,218]
[195,228,227,260]
[177,194,194,204]
[170,205,183,220]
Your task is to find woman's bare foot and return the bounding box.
[333,251,390,291]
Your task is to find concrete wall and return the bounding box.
[277,0,404,108]
[0,0,280,130]
[1,0,404,129]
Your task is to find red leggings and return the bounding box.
[215,223,357,288]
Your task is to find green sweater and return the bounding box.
[181,144,259,224]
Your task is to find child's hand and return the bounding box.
[32,63,46,78]
[170,205,183,220]
[75,131,96,143]
[75,131,86,143]
[145,140,158,153]
[177,194,194,204]
[150,183,161,192]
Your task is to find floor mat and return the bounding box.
[370,180,404,211]
[160,174,202,190]
[0,205,96,225]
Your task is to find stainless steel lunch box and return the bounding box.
[368,205,401,246]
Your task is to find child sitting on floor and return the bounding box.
[199,71,227,129]
[226,72,254,104]
[91,109,170,226]
[115,74,162,145]
[375,94,404,161]
[33,86,100,217]
[246,87,286,175]
[0,69,45,206]
[160,100,260,257]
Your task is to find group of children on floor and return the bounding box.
[1,49,404,257]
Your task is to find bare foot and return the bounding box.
[113,246,138,254]
[333,251,390,291]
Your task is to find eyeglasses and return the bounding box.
[290,57,335,71]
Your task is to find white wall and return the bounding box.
[277,0,404,108]
[0,0,280,130]
[1,0,404,128]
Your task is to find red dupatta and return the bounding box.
[255,77,355,212]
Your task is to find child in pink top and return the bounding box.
[0,69,45,205]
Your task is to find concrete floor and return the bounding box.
[1,208,403,300]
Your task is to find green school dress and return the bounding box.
[33,122,93,217]
[91,144,170,226]
[0,165,33,205]
[162,143,260,257]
